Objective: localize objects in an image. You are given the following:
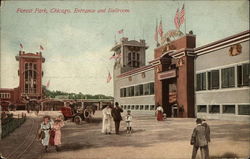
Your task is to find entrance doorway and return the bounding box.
[162,78,177,117]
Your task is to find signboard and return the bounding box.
[158,69,176,80]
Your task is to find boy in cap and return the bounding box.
[125,110,132,134]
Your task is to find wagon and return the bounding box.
[61,105,96,124]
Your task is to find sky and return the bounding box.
[0,0,249,96]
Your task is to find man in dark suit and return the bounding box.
[190,118,208,159]
[111,102,123,134]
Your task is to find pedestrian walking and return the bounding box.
[52,116,64,151]
[202,119,210,158]
[125,110,132,134]
[155,103,164,121]
[40,116,53,152]
[190,118,208,159]
[102,105,112,134]
[111,102,123,134]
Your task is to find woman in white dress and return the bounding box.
[102,105,112,134]
[40,116,53,152]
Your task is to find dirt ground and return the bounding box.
[0,111,249,159]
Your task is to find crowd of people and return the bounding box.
[38,102,210,159]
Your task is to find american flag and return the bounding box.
[40,45,44,50]
[117,29,124,34]
[106,72,112,83]
[174,8,180,29]
[109,53,121,60]
[20,43,23,49]
[158,19,163,38]
[154,19,158,42]
[109,53,116,60]
[179,4,185,25]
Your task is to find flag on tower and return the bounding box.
[179,4,185,25]
[174,8,180,29]
[117,29,124,34]
[20,43,23,49]
[154,19,158,42]
[158,19,163,38]
[106,72,112,83]
[109,53,116,60]
[40,45,44,50]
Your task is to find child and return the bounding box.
[125,110,132,134]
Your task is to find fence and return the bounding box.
[1,113,26,139]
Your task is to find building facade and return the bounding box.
[0,51,45,110]
[113,30,250,120]
[195,30,250,121]
[113,32,196,118]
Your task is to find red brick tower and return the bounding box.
[150,32,196,118]
[15,51,45,101]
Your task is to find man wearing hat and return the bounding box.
[190,118,208,159]
[111,102,123,134]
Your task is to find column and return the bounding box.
[99,102,103,110]
[41,102,44,111]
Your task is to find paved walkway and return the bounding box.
[0,111,249,159]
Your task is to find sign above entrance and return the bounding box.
[158,70,176,80]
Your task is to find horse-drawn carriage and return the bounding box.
[61,104,96,124]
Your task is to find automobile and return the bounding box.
[61,103,96,124]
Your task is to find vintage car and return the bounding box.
[61,104,96,124]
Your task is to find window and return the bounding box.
[135,105,139,110]
[149,82,154,95]
[150,105,155,110]
[131,105,135,110]
[144,83,150,95]
[209,105,220,113]
[137,53,140,61]
[126,87,130,97]
[145,105,149,110]
[139,84,143,96]
[135,85,140,96]
[132,52,136,60]
[121,105,123,109]
[196,72,206,91]
[140,105,144,110]
[25,63,28,69]
[238,105,250,115]
[124,105,127,109]
[127,105,131,109]
[208,70,219,90]
[223,105,235,114]
[34,64,37,70]
[197,105,207,113]
[129,86,134,97]
[221,67,235,88]
[237,63,250,87]
[120,88,126,97]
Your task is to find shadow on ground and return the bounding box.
[210,152,239,158]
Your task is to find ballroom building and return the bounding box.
[112,30,250,120]
[0,51,45,110]
[195,30,250,121]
